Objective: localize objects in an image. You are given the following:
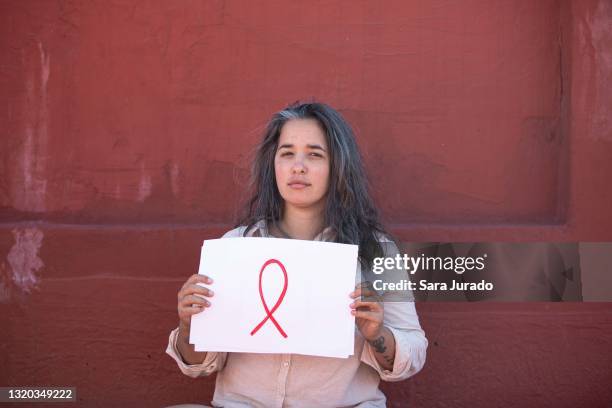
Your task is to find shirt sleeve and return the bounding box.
[165,327,228,378]
[360,301,428,382]
[359,237,428,382]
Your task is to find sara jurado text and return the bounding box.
[371,253,494,292]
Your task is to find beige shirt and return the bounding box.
[166,221,428,408]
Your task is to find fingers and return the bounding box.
[180,294,210,308]
[181,303,206,316]
[350,286,366,299]
[349,299,383,313]
[182,284,214,298]
[178,277,215,301]
[349,295,383,324]
[181,274,213,290]
[349,282,380,302]
[178,295,210,318]
[351,310,381,322]
[178,294,211,323]
[177,274,215,324]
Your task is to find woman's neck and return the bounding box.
[278,204,325,241]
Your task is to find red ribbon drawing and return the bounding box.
[250,258,288,338]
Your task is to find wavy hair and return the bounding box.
[237,101,390,267]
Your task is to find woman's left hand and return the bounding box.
[350,282,384,341]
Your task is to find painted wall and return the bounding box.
[1,1,611,407]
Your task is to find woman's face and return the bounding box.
[274,118,330,212]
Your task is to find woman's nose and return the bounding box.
[291,158,306,174]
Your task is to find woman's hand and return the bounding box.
[177,273,215,333]
[349,282,384,342]
[175,274,214,364]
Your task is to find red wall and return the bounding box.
[1,1,611,407]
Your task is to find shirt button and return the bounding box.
[283,362,289,367]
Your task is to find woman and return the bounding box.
[166,102,427,407]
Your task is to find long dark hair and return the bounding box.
[237,101,390,268]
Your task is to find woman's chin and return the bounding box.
[282,197,325,210]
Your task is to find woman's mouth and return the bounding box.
[288,182,310,189]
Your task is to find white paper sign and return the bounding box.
[189,237,358,358]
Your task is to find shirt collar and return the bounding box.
[250,219,335,242]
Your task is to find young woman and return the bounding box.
[166,102,428,407]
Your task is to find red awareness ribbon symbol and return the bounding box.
[250,259,289,338]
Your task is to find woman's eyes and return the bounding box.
[279,151,324,158]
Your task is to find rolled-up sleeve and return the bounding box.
[360,301,428,382]
[359,236,428,381]
[165,327,228,378]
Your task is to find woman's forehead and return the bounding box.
[278,119,327,147]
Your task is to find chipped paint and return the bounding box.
[137,163,153,202]
[590,0,612,140]
[39,41,50,87]
[169,162,180,196]
[12,42,50,212]
[6,228,44,294]
[0,263,12,303]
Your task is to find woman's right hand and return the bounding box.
[177,273,215,331]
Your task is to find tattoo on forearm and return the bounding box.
[370,336,387,353]
[369,334,395,367]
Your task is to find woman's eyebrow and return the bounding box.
[278,143,293,149]
[277,143,326,152]
[307,144,326,152]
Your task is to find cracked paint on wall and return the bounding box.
[169,162,180,197]
[590,0,612,140]
[137,162,153,202]
[3,228,44,300]
[10,41,50,212]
